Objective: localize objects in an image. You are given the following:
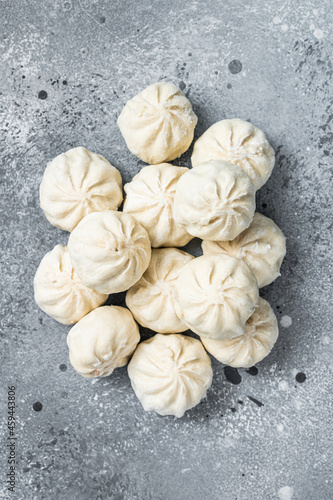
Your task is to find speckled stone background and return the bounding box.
[1,1,332,499]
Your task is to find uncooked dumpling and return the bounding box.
[201,297,278,367]
[202,213,286,287]
[123,164,193,248]
[173,254,259,340]
[128,334,213,418]
[67,306,140,378]
[34,244,107,324]
[173,160,256,241]
[126,248,194,333]
[40,147,123,232]
[192,119,275,190]
[117,82,198,164]
[68,211,151,294]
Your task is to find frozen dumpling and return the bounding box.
[117,82,197,164]
[40,147,122,232]
[68,211,151,294]
[128,334,212,418]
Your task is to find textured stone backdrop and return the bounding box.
[1,1,332,499]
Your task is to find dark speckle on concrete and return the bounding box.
[59,364,67,372]
[38,90,48,100]
[296,372,307,383]
[224,366,242,385]
[33,402,43,412]
[247,396,264,407]
[246,366,259,376]
[228,59,243,74]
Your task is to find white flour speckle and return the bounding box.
[281,24,288,32]
[273,16,281,24]
[279,381,289,392]
[281,315,292,328]
[278,486,294,499]
[314,28,323,39]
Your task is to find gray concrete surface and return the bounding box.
[1,1,332,499]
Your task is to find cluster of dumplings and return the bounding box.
[34,82,286,418]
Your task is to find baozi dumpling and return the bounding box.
[67,306,140,378]
[201,298,278,368]
[202,213,286,288]
[117,82,198,164]
[126,248,194,333]
[173,160,256,241]
[68,211,151,294]
[191,119,275,190]
[123,164,193,248]
[128,334,213,418]
[40,147,123,232]
[173,254,259,340]
[34,244,107,324]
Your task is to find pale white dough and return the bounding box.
[192,118,275,190]
[123,163,193,248]
[128,334,212,418]
[173,160,256,241]
[201,297,278,368]
[173,254,259,340]
[40,147,123,232]
[68,211,151,294]
[67,306,140,378]
[117,82,198,164]
[126,248,194,333]
[202,213,286,288]
[34,244,107,325]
